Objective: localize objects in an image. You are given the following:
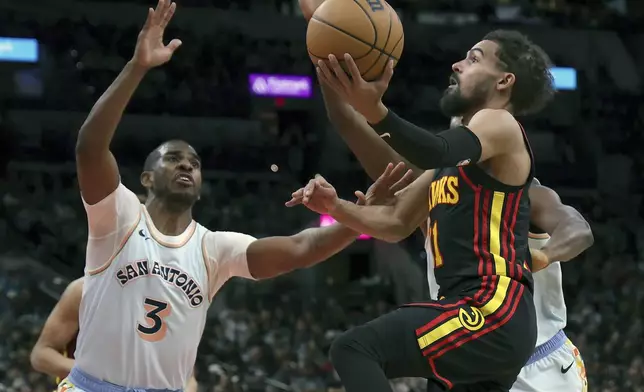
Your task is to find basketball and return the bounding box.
[306,0,404,81]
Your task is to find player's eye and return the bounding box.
[191,160,200,168]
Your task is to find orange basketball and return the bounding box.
[306,0,404,81]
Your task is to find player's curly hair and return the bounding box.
[483,30,555,116]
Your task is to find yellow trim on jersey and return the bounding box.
[416,276,512,350]
[490,191,506,276]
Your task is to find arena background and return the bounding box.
[0,0,643,391]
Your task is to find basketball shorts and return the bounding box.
[511,331,588,392]
[57,367,183,392]
[361,277,536,391]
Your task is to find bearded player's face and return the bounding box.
[440,40,502,118]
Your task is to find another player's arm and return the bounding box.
[185,372,198,392]
[329,170,434,243]
[364,106,523,170]
[529,182,594,263]
[30,279,83,379]
[76,1,180,205]
[245,224,359,280]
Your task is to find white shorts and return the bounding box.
[512,332,587,392]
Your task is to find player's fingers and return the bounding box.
[344,53,362,84]
[390,169,414,193]
[152,0,165,25]
[354,190,366,205]
[375,162,395,185]
[160,1,177,29]
[316,61,343,92]
[386,162,407,184]
[142,8,154,31]
[327,54,352,90]
[302,179,318,203]
[285,196,304,207]
[166,38,182,52]
[379,59,394,85]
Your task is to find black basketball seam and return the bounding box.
[309,16,401,62]
[360,5,394,79]
[380,34,403,76]
[350,0,378,47]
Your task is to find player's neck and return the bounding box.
[145,199,194,236]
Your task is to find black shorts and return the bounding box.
[357,276,536,391]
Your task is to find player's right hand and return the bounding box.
[354,162,414,206]
[530,248,550,272]
[288,174,338,214]
[132,0,182,69]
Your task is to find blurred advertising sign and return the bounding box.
[549,67,577,91]
[249,73,312,98]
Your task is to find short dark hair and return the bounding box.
[483,30,555,116]
[143,148,161,172]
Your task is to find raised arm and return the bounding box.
[317,55,525,171]
[298,0,421,181]
[76,0,181,205]
[529,181,594,264]
[30,278,83,379]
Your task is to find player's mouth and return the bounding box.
[174,172,194,187]
[449,75,458,87]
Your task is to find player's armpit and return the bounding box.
[30,278,83,379]
[529,183,593,262]
[245,224,357,280]
[330,170,434,243]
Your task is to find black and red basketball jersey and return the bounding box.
[426,127,535,298]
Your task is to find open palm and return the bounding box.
[132,0,182,69]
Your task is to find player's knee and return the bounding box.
[329,326,379,366]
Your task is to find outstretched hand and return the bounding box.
[132,0,182,69]
[316,54,394,123]
[286,162,414,213]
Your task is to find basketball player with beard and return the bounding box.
[291,28,557,391]
[60,1,405,391]
[30,278,200,391]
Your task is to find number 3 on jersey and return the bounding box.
[428,221,444,268]
[137,298,171,342]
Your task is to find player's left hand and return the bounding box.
[530,248,550,272]
[354,162,414,206]
[316,53,394,124]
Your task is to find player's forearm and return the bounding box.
[76,61,147,154]
[542,214,594,262]
[290,223,358,267]
[30,347,74,379]
[321,84,422,180]
[330,199,410,243]
[185,376,198,392]
[365,105,481,170]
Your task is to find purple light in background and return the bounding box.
[320,215,371,240]
[248,73,312,98]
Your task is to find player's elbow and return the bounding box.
[577,224,594,250]
[29,346,46,372]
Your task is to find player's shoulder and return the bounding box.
[471,108,518,129]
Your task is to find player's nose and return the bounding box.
[177,159,193,171]
[451,61,462,74]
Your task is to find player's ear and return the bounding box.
[497,72,515,92]
[140,171,153,189]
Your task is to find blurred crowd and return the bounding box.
[1,0,644,391]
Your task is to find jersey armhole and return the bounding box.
[201,232,215,301]
[86,207,141,276]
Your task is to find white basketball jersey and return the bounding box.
[75,206,210,389]
[528,233,567,346]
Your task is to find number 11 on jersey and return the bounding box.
[428,221,444,268]
[137,298,171,342]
